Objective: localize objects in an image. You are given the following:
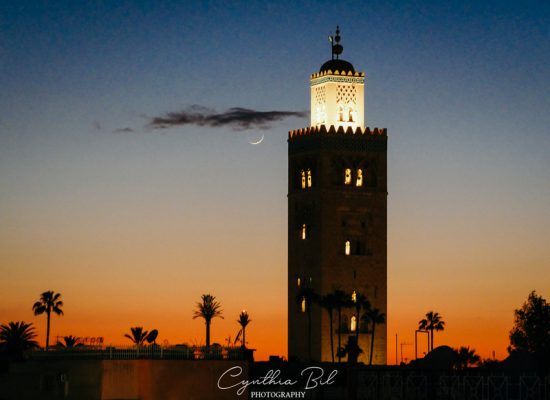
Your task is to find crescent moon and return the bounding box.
[248,133,265,145]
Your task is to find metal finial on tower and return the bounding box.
[329,25,343,60]
[334,25,341,43]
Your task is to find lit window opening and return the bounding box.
[307,169,312,188]
[301,297,306,313]
[356,169,363,187]
[344,168,352,185]
[350,315,357,332]
[338,106,344,122]
[301,224,307,240]
[300,170,306,189]
[297,277,301,287]
[345,240,351,256]
[352,291,357,303]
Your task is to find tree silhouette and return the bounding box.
[418,311,445,352]
[352,293,371,342]
[32,290,64,350]
[0,321,39,360]
[296,285,317,361]
[333,289,353,363]
[56,335,81,349]
[124,327,149,346]
[338,336,363,364]
[319,293,338,362]
[237,311,251,348]
[454,346,480,370]
[193,294,223,348]
[508,291,550,369]
[362,307,386,365]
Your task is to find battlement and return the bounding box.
[311,70,365,79]
[288,125,387,140]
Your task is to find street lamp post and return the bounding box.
[395,334,398,365]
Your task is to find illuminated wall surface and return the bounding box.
[310,71,365,130]
[1,2,550,364]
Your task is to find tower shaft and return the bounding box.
[288,30,387,364]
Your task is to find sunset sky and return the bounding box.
[1,1,549,362]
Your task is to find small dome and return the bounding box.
[320,59,355,74]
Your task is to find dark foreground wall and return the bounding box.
[102,360,248,400]
[0,359,249,400]
[0,359,102,400]
[2,360,550,400]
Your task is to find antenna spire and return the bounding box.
[330,25,343,60]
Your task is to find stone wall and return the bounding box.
[0,359,248,400]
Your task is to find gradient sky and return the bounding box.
[1,0,549,362]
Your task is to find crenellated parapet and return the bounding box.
[289,125,387,140]
[311,70,365,79]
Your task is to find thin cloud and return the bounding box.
[113,127,135,133]
[147,105,307,131]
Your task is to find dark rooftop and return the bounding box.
[319,59,355,74]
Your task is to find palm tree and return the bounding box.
[338,336,363,364]
[296,285,317,361]
[418,311,445,352]
[333,289,353,363]
[352,293,371,342]
[124,327,149,346]
[319,293,338,362]
[32,290,64,350]
[455,346,480,370]
[0,321,39,360]
[193,294,223,348]
[56,335,81,349]
[362,307,386,365]
[237,311,251,348]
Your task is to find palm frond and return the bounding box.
[193,294,224,322]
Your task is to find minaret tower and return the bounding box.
[310,27,365,130]
[288,27,387,364]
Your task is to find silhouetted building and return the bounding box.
[288,27,387,364]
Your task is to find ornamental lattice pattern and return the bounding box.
[337,84,357,105]
[314,86,326,106]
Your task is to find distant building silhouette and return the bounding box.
[288,27,387,364]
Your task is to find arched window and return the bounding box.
[301,297,306,313]
[345,240,351,256]
[307,169,312,188]
[344,168,352,185]
[350,315,357,332]
[301,224,307,240]
[300,170,306,189]
[338,106,344,122]
[352,290,357,303]
[297,277,301,287]
[356,169,363,187]
[316,105,326,125]
[348,107,354,122]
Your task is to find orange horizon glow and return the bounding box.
[2,152,548,363]
[3,280,539,363]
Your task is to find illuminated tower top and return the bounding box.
[310,26,365,130]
